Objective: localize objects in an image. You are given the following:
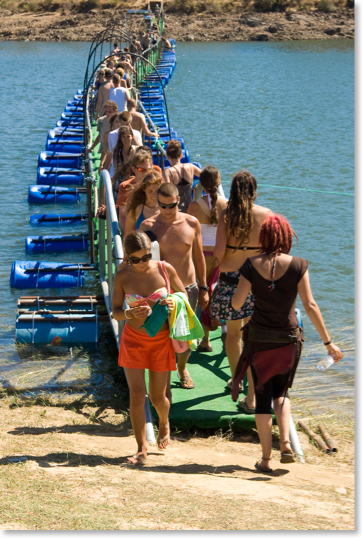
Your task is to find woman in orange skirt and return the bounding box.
[112,231,186,465]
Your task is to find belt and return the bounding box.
[244,326,302,344]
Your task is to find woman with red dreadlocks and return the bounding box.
[231,214,343,473]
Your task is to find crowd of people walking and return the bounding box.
[93,21,344,470]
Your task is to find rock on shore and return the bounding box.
[0,9,354,42]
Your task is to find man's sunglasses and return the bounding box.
[129,253,152,265]
[136,167,153,173]
[158,200,178,209]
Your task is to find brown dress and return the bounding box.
[232,256,309,402]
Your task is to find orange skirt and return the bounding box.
[118,323,176,372]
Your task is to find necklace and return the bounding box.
[145,203,157,209]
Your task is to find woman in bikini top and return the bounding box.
[162,140,202,213]
[112,231,187,465]
[214,170,272,274]
[212,170,272,410]
[124,172,162,238]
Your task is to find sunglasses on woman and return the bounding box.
[135,167,153,173]
[157,200,178,209]
[128,253,152,264]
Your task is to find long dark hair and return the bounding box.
[113,125,134,170]
[199,166,221,225]
[224,170,257,247]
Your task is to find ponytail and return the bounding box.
[199,166,221,225]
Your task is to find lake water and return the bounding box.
[0,40,354,410]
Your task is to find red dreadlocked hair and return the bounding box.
[259,214,298,256]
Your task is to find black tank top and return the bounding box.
[170,166,192,213]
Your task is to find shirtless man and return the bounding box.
[88,100,118,156]
[127,99,159,139]
[110,42,120,55]
[140,183,209,390]
[96,69,114,116]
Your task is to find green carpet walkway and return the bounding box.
[147,329,262,430]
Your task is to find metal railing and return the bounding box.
[97,168,156,445]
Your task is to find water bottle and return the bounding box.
[317,350,343,371]
[317,355,335,371]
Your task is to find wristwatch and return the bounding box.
[198,285,209,291]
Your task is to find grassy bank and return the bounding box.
[0,0,354,16]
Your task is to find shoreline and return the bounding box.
[0,9,354,42]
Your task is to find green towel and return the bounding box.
[169,292,204,343]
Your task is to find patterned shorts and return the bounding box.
[210,271,254,322]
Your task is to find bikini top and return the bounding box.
[125,261,169,307]
[170,165,190,187]
[125,287,168,308]
[135,206,145,230]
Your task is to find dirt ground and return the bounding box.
[0,8,354,42]
[0,399,354,530]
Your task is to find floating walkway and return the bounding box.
[8,11,304,457]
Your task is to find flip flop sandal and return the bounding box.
[196,344,213,353]
[227,378,244,392]
[254,461,274,473]
[157,421,170,451]
[280,441,296,463]
[127,454,147,465]
[238,397,256,414]
[177,372,195,389]
[280,452,296,464]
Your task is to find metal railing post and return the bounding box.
[97,170,156,446]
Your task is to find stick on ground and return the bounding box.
[319,422,338,452]
[298,420,331,454]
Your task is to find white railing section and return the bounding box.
[97,169,156,445]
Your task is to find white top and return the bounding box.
[109,87,128,112]
[107,127,142,177]
[197,194,218,248]
[200,223,217,248]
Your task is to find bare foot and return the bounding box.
[177,369,195,389]
[256,457,273,471]
[245,397,256,410]
[280,440,293,454]
[127,450,147,465]
[157,421,170,450]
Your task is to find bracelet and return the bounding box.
[323,341,332,346]
[124,309,133,320]
[199,285,209,291]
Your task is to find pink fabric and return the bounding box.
[159,261,189,353]
[200,265,220,330]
